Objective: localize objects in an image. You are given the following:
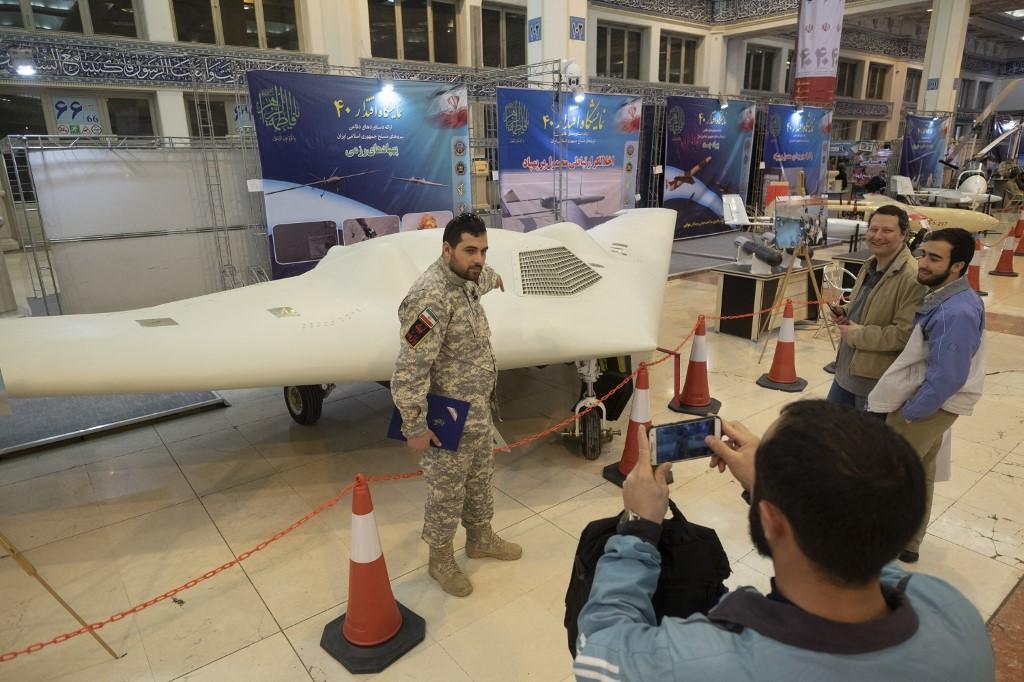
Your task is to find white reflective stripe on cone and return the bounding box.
[350,511,383,563]
[971,251,981,266]
[779,318,795,343]
[630,388,651,423]
[1006,237,1016,250]
[689,334,708,363]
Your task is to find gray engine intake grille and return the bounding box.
[518,247,602,296]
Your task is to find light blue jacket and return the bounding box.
[575,534,994,681]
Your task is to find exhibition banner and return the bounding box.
[662,96,755,238]
[496,87,641,231]
[248,71,470,278]
[899,114,950,187]
[793,0,845,104]
[764,104,831,196]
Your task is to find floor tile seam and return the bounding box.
[986,575,1024,627]
[924,531,1024,576]
[432,635,475,681]
[165,631,300,682]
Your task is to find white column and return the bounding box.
[155,91,190,138]
[700,32,727,95]
[140,0,175,42]
[527,0,588,85]
[646,25,661,84]
[774,47,789,95]
[458,0,483,67]
[724,38,746,96]
[302,0,366,66]
[919,0,970,112]
[888,64,909,139]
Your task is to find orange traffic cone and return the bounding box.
[320,474,425,673]
[1016,229,1024,257]
[968,238,989,296]
[756,300,807,392]
[670,316,721,416]
[989,234,1019,278]
[603,362,651,487]
[1013,210,1024,239]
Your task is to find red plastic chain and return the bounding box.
[0,297,828,663]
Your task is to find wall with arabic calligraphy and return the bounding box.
[764,104,831,197]
[247,71,471,279]
[495,87,642,232]
[899,115,950,187]
[663,97,755,239]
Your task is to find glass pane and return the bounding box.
[107,98,154,136]
[186,99,229,137]
[0,0,23,28]
[219,0,259,47]
[505,12,525,67]
[173,0,215,43]
[683,40,696,84]
[402,0,429,62]
[0,92,47,138]
[432,1,456,64]
[482,8,501,67]
[263,0,299,50]
[368,0,397,58]
[744,51,753,90]
[31,0,83,32]
[596,25,607,76]
[658,35,667,82]
[626,31,640,80]
[668,37,681,83]
[609,28,624,79]
[88,0,136,37]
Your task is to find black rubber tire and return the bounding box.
[284,385,325,425]
[580,408,602,460]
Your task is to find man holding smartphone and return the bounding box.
[572,401,993,680]
[827,205,926,417]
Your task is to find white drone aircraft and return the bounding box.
[0,209,675,458]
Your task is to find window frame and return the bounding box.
[903,68,922,105]
[861,120,885,140]
[743,46,775,92]
[9,0,142,38]
[831,119,855,139]
[481,3,525,69]
[595,21,643,80]
[976,80,991,110]
[865,63,889,100]
[170,0,303,51]
[367,0,459,64]
[958,78,976,111]
[835,60,858,98]
[658,31,698,85]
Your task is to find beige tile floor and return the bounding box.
[2,226,1024,681]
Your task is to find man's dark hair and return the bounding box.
[869,204,910,234]
[753,400,925,586]
[923,227,974,278]
[443,212,486,248]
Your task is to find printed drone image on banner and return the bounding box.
[247,71,470,279]
[662,96,755,239]
[764,103,832,197]
[496,87,642,232]
[900,114,950,187]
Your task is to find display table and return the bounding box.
[831,248,872,290]
[712,260,829,341]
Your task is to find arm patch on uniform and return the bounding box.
[405,306,439,347]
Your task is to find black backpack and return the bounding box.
[564,499,732,657]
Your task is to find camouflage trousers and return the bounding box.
[420,429,495,547]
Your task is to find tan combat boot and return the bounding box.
[465,524,523,561]
[428,543,473,597]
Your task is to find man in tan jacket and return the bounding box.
[827,205,927,416]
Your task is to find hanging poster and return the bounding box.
[52,94,104,136]
[247,71,470,279]
[899,114,950,187]
[662,96,755,238]
[764,104,831,197]
[793,0,846,104]
[496,87,642,231]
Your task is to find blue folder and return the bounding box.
[388,393,471,451]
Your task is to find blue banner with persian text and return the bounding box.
[663,96,755,238]
[248,71,470,278]
[764,104,831,196]
[496,87,642,231]
[899,114,950,187]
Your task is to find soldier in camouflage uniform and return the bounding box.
[391,213,523,597]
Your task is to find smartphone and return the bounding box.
[828,303,845,317]
[649,417,722,465]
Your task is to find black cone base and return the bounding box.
[320,602,426,674]
[976,290,989,296]
[756,374,808,393]
[989,270,1018,277]
[602,462,627,488]
[823,361,836,374]
[668,397,721,415]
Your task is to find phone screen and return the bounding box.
[651,418,719,464]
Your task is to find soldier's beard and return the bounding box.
[448,260,481,281]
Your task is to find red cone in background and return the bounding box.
[670,316,721,415]
[603,362,651,487]
[968,238,989,296]
[990,234,1019,278]
[756,300,808,392]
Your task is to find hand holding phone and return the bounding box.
[828,303,848,324]
[649,417,722,465]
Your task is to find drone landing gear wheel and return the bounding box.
[284,385,325,425]
[580,409,602,460]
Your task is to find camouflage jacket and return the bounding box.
[391,256,500,438]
